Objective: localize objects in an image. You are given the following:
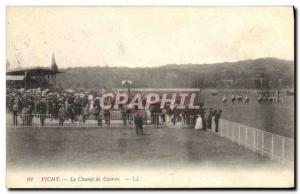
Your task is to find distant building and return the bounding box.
[6,53,62,89]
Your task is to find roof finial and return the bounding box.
[51,51,58,72]
[6,60,10,69]
[51,51,55,64]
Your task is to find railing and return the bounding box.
[215,119,294,165]
[7,112,165,129]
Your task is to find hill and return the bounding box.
[56,57,294,90]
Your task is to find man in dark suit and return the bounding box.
[134,111,144,136]
[12,100,18,126]
[37,98,47,126]
[121,107,127,126]
[58,105,66,126]
[214,110,222,132]
[207,109,213,130]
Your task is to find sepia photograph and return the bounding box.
[5,6,295,188]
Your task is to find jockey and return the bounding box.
[231,95,236,104]
[222,95,227,101]
[222,95,227,104]
[257,96,262,103]
[245,96,250,104]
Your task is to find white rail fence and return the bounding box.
[7,113,165,129]
[216,119,294,165]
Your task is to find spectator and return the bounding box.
[214,109,222,133]
[82,104,89,123]
[12,100,18,126]
[37,98,47,126]
[194,114,202,130]
[121,107,127,126]
[134,111,144,136]
[207,109,213,130]
[58,105,66,126]
[104,109,111,127]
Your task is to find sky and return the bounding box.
[6,6,294,69]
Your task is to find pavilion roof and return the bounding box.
[6,66,62,75]
[6,52,62,75]
[6,75,25,81]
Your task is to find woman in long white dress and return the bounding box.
[212,115,216,132]
[166,114,173,128]
[194,115,203,130]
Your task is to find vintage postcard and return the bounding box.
[6,6,294,188]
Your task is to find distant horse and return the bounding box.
[245,96,250,104]
[212,92,218,96]
[262,96,268,103]
[222,96,228,105]
[237,95,243,104]
[231,95,236,104]
[268,97,274,103]
[257,96,262,104]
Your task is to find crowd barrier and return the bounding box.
[7,112,165,129]
[215,119,294,165]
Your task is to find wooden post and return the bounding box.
[271,134,274,160]
[238,124,241,145]
[29,72,31,89]
[262,132,264,156]
[52,74,54,87]
[24,70,27,89]
[227,120,229,139]
[221,119,223,136]
[232,122,235,142]
[47,75,49,87]
[282,137,285,164]
[38,114,41,128]
[253,129,256,152]
[245,127,248,147]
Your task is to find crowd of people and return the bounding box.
[6,87,222,133]
[6,88,112,127]
[191,108,222,132]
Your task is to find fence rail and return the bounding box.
[7,113,166,129]
[216,119,294,165]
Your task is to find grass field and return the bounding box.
[201,90,294,138]
[7,126,283,171]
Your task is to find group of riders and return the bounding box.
[222,94,277,105]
